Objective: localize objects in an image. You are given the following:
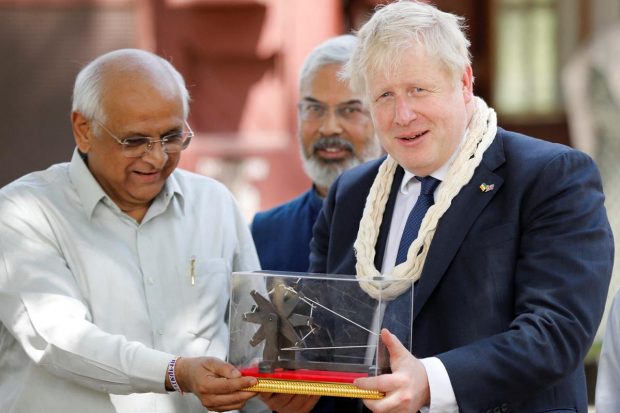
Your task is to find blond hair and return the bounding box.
[344,0,471,97]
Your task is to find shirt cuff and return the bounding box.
[420,357,458,413]
[129,347,177,393]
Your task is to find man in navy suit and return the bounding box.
[307,1,614,412]
[251,34,381,273]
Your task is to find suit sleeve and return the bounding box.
[439,150,613,411]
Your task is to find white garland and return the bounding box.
[354,97,497,300]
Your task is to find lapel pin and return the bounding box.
[479,183,495,192]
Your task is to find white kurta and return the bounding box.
[0,150,263,413]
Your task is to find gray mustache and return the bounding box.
[312,136,354,153]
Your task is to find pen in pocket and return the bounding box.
[189,255,196,285]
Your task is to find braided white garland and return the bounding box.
[354,97,497,300]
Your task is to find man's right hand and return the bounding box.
[172,357,259,412]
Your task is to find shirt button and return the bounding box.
[157,329,164,335]
[148,277,155,285]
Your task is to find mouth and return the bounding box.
[312,137,354,161]
[398,130,429,141]
[132,170,162,183]
[315,145,352,160]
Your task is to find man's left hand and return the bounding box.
[354,329,430,413]
[174,356,258,412]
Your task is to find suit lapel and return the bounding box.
[374,166,405,268]
[412,133,506,321]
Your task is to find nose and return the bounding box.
[318,108,343,136]
[142,141,168,166]
[394,96,417,127]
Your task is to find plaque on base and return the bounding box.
[228,271,414,399]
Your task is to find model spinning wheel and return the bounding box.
[243,283,320,371]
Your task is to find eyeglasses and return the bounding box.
[93,120,194,158]
[298,101,369,124]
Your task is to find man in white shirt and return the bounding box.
[0,48,266,413]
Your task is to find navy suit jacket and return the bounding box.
[309,128,614,413]
[251,188,323,272]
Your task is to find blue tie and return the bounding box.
[383,176,440,349]
[395,176,441,264]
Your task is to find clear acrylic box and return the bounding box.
[228,271,414,398]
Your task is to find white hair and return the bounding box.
[299,34,358,90]
[72,48,190,123]
[343,0,472,97]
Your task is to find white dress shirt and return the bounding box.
[380,141,464,413]
[596,291,620,413]
[0,150,264,413]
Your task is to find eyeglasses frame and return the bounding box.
[92,119,194,158]
[297,100,370,124]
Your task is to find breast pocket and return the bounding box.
[183,257,230,341]
[458,222,518,264]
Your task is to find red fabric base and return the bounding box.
[240,365,369,383]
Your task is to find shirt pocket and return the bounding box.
[182,257,230,343]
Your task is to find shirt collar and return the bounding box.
[68,148,185,219]
[400,130,467,194]
[69,149,107,218]
[158,171,185,215]
[309,185,324,208]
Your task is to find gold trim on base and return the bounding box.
[243,378,384,399]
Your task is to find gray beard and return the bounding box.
[300,137,382,189]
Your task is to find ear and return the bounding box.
[460,65,474,103]
[72,111,93,153]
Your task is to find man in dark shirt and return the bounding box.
[251,34,381,272]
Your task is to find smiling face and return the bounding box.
[298,63,378,195]
[367,45,474,176]
[72,67,185,221]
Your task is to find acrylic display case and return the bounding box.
[228,271,414,399]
